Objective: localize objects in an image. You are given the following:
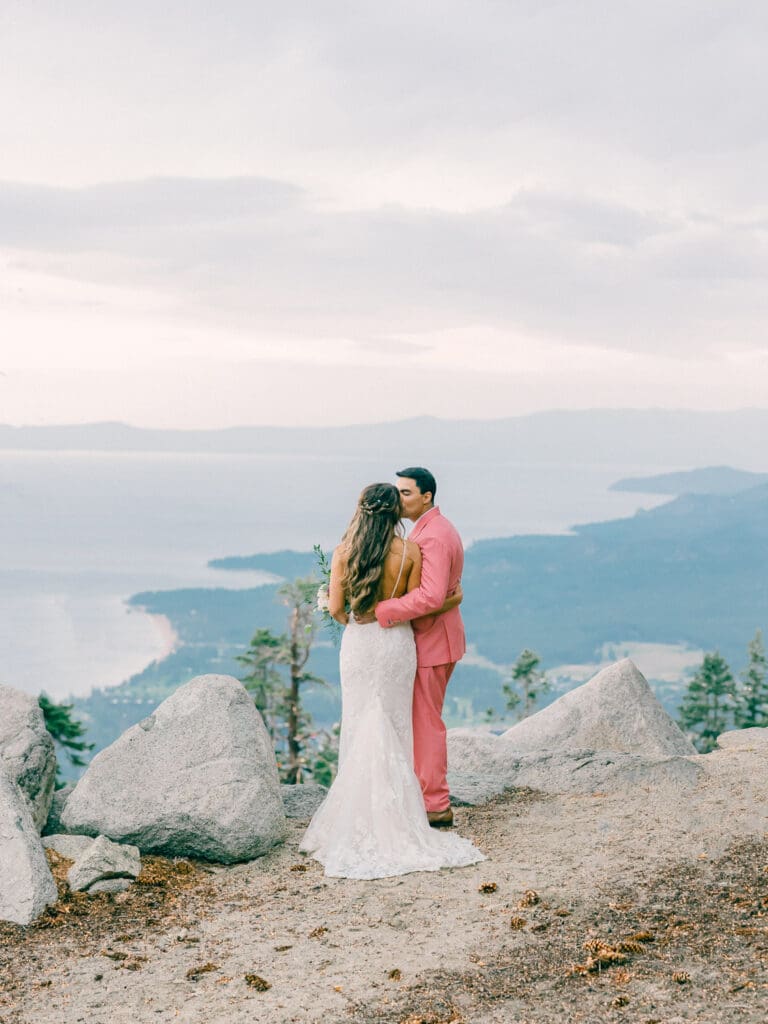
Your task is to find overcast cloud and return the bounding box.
[0,1,766,426]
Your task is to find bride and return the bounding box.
[300,482,485,879]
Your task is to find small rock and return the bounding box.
[42,834,94,861]
[68,834,141,893]
[281,782,328,819]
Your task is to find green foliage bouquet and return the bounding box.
[313,544,344,645]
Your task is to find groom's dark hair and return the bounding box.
[396,466,437,501]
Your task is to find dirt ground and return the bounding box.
[1,747,766,1024]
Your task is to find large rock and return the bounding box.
[447,740,701,803]
[500,659,696,757]
[448,732,515,777]
[447,771,506,807]
[67,835,141,893]
[0,684,57,831]
[62,675,287,862]
[447,662,701,806]
[717,727,768,750]
[0,769,58,925]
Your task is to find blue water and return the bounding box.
[0,450,669,698]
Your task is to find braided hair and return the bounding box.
[340,483,402,615]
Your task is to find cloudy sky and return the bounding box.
[1,1,766,427]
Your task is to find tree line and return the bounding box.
[678,629,766,752]
[488,630,768,755]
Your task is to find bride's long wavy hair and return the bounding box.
[341,483,402,616]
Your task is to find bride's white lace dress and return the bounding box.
[299,615,485,879]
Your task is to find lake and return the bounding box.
[0,449,669,698]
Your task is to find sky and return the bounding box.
[1,1,767,427]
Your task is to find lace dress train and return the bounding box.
[299,616,485,879]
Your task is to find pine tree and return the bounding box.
[236,627,285,742]
[278,578,326,784]
[309,723,340,788]
[678,651,735,752]
[38,693,94,785]
[237,576,329,784]
[503,649,549,721]
[734,628,768,729]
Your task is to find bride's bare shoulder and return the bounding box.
[405,538,421,562]
[390,536,414,553]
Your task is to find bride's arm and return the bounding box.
[328,546,349,625]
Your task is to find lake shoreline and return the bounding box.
[134,606,179,664]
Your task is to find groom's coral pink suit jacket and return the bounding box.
[375,506,466,668]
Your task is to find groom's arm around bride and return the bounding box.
[375,472,465,666]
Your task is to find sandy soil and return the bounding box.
[1,747,766,1024]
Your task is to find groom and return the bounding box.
[375,467,465,827]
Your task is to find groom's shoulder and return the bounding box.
[422,509,462,545]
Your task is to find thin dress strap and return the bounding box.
[389,539,408,599]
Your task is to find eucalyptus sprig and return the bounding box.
[313,543,344,645]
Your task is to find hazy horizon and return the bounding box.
[3,405,768,433]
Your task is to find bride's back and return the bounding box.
[377,537,417,602]
[336,537,416,601]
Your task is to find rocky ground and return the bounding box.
[1,744,766,1024]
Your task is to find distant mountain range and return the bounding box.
[70,467,768,768]
[3,409,768,468]
[611,465,768,495]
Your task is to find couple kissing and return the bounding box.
[300,467,485,880]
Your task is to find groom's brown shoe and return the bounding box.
[427,807,454,828]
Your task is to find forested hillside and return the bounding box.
[71,480,768,771]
